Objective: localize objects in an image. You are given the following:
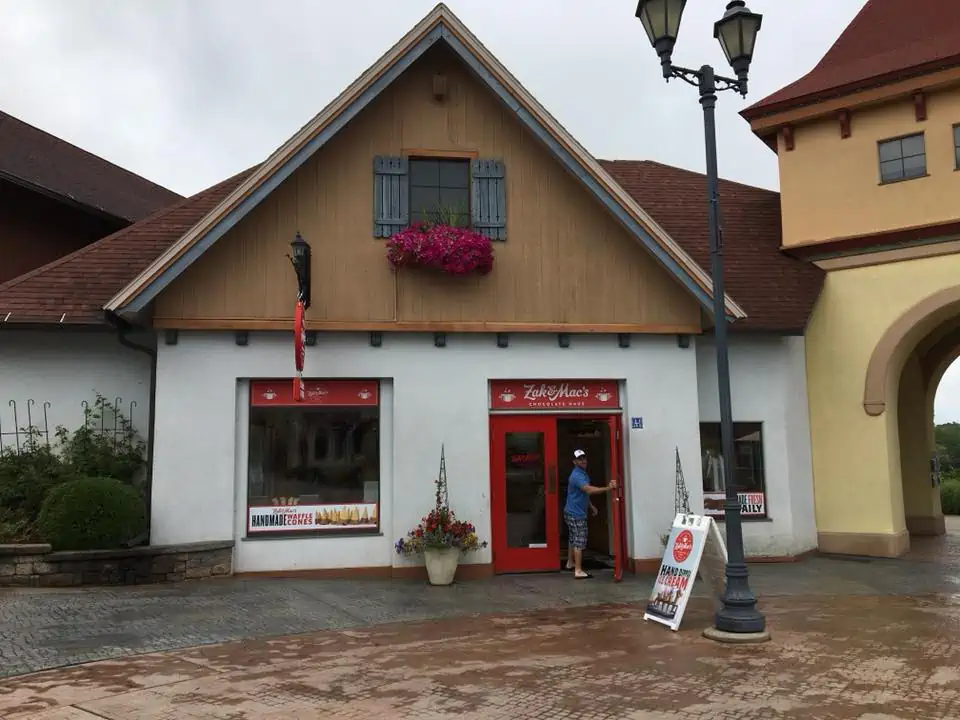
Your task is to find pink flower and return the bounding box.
[386,223,494,275]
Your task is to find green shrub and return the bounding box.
[0,395,147,539]
[941,480,960,516]
[37,476,147,551]
[0,506,36,543]
[0,442,74,520]
[56,395,146,488]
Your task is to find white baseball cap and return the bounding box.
[573,449,586,458]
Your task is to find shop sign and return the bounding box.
[703,491,766,518]
[644,514,726,632]
[248,502,378,533]
[490,380,619,410]
[250,379,378,407]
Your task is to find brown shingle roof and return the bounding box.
[600,160,823,332]
[743,0,960,119]
[0,110,182,222]
[0,167,257,326]
[0,160,821,333]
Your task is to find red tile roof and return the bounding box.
[0,110,182,221]
[600,160,823,332]
[0,160,822,332]
[743,0,960,119]
[0,167,257,326]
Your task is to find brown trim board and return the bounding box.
[151,318,704,334]
[743,60,960,127]
[785,219,960,261]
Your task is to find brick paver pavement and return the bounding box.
[2,519,959,718]
[3,593,960,719]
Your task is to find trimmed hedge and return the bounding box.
[941,479,960,516]
[37,476,147,551]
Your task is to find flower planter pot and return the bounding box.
[386,223,494,276]
[424,547,460,585]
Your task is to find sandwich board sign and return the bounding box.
[644,513,728,631]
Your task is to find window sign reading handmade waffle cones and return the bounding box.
[248,502,378,533]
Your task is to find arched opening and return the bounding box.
[863,292,960,553]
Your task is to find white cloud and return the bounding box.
[0,0,866,195]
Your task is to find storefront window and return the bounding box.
[247,380,380,536]
[699,422,767,520]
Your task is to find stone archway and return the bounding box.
[804,256,960,559]
[857,294,960,545]
[859,296,960,540]
[863,285,960,417]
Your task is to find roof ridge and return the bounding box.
[0,110,183,201]
[0,165,256,298]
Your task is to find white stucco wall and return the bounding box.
[0,329,152,450]
[151,330,705,573]
[696,334,817,557]
[1,327,817,568]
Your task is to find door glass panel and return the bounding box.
[504,431,547,548]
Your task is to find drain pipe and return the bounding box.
[104,310,157,545]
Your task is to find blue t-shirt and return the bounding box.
[564,466,590,519]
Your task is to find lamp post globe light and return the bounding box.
[634,0,768,641]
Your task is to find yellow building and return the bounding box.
[742,0,960,557]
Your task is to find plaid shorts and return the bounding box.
[564,513,588,550]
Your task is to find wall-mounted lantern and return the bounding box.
[289,232,312,309]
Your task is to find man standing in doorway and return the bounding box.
[564,449,616,579]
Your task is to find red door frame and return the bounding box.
[489,415,560,573]
[608,415,628,582]
[490,413,628,576]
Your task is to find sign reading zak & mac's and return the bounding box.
[490,380,620,410]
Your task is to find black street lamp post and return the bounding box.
[635,0,767,637]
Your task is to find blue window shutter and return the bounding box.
[471,159,506,240]
[373,156,409,237]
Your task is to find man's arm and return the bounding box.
[582,479,617,495]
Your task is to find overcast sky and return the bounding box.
[4,0,959,421]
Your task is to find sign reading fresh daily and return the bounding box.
[702,491,766,518]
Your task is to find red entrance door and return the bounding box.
[608,416,628,581]
[490,415,560,573]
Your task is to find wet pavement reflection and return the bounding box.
[2,519,960,718]
[2,594,960,719]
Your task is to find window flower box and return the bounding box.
[386,222,494,276]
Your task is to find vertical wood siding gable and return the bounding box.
[471,159,506,240]
[373,156,409,237]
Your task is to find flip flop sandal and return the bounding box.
[574,572,593,579]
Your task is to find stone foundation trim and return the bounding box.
[817,529,910,558]
[235,561,494,581]
[0,540,234,587]
[905,514,946,536]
